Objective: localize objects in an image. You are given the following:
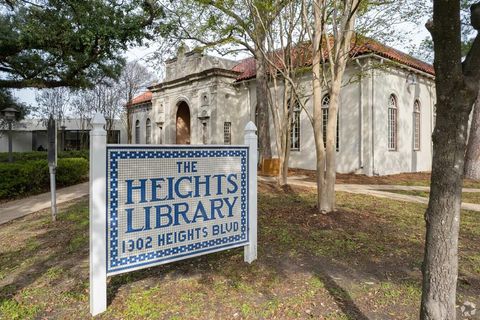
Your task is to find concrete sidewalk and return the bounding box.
[0,182,89,225]
[259,176,480,212]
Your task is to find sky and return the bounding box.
[12,14,431,112]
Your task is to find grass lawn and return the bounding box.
[289,168,480,189]
[0,183,479,319]
[382,189,480,205]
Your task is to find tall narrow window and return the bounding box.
[388,94,398,150]
[321,94,339,151]
[135,120,140,144]
[413,100,421,150]
[290,102,301,150]
[224,122,231,145]
[145,118,151,144]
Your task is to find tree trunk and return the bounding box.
[311,0,326,212]
[421,101,471,320]
[464,89,480,179]
[421,2,480,318]
[255,44,272,164]
[279,126,290,186]
[322,83,340,212]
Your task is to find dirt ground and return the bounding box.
[0,183,478,319]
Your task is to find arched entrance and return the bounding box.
[176,101,191,144]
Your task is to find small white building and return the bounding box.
[0,118,127,152]
[127,39,436,176]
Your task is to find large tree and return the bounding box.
[119,61,155,143]
[413,0,480,180]
[464,89,480,179]
[0,0,161,89]
[421,1,480,319]
[159,0,293,162]
[34,87,70,125]
[300,0,361,212]
[252,1,309,185]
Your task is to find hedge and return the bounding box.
[0,150,89,162]
[0,158,89,200]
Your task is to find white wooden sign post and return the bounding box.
[89,113,107,315]
[89,113,257,316]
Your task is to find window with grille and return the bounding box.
[388,94,398,151]
[290,102,301,150]
[224,122,231,145]
[413,100,420,150]
[321,94,339,151]
[135,120,140,144]
[145,118,151,144]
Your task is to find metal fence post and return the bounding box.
[244,121,258,263]
[89,113,107,316]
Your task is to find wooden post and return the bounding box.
[89,113,107,316]
[244,121,258,263]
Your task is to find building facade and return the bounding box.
[128,40,436,176]
[0,118,127,152]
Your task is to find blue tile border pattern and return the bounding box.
[106,146,249,274]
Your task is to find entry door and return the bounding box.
[176,102,191,144]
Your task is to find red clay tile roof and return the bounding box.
[351,37,434,75]
[232,37,435,82]
[128,38,434,105]
[232,57,257,81]
[128,91,152,106]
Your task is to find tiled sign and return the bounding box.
[106,146,249,275]
[89,113,257,316]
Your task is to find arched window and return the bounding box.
[135,120,140,144]
[145,118,151,144]
[288,101,301,150]
[413,100,421,150]
[322,94,339,151]
[388,94,398,150]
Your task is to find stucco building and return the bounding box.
[0,118,127,152]
[127,39,436,176]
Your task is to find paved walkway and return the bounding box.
[2,176,480,225]
[259,176,480,212]
[0,182,89,225]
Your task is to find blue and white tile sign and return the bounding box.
[88,113,257,316]
[106,146,249,275]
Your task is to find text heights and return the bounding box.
[123,173,241,233]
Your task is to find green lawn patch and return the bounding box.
[0,184,478,319]
[381,189,480,204]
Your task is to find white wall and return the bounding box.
[0,131,33,152]
[131,107,152,144]
[150,72,245,146]
[133,55,436,176]
[371,63,435,175]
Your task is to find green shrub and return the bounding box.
[0,160,49,199]
[0,158,88,200]
[56,158,89,186]
[58,150,89,160]
[0,150,89,162]
[0,151,47,162]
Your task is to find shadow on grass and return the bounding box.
[314,268,369,320]
[1,184,478,319]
